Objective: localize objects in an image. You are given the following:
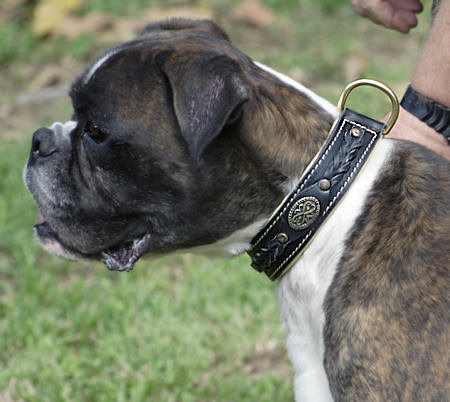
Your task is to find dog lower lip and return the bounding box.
[37,212,46,225]
[34,220,57,239]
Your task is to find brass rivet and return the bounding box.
[351,127,362,138]
[318,178,331,191]
[277,233,288,244]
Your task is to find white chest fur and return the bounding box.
[276,140,393,401]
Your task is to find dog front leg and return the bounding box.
[287,334,333,402]
[277,282,333,401]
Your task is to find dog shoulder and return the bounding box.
[323,140,450,400]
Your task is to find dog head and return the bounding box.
[24,19,301,270]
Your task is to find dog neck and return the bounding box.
[239,62,337,186]
[186,63,337,258]
[188,63,337,259]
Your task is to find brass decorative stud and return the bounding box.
[288,197,321,231]
[351,127,362,138]
[277,233,288,244]
[318,178,331,191]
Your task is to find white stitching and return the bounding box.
[324,128,377,215]
[264,121,379,278]
[253,119,347,247]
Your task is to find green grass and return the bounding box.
[0,138,291,400]
[0,0,433,400]
[0,139,290,400]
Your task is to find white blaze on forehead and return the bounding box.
[83,49,120,84]
[49,120,77,140]
[254,61,338,118]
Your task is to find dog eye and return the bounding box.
[85,122,108,143]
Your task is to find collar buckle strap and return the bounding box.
[248,79,399,281]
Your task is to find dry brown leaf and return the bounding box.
[240,339,291,378]
[32,0,82,37]
[231,0,275,28]
[53,13,113,40]
[96,6,215,45]
[0,0,28,23]
[27,65,70,91]
[26,56,81,91]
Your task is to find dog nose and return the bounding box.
[31,127,57,158]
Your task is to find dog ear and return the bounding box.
[160,53,249,163]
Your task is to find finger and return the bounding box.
[349,0,367,17]
[390,0,423,13]
[387,9,419,33]
[350,0,421,32]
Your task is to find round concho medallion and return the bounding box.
[287,196,321,230]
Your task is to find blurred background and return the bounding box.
[0,0,431,400]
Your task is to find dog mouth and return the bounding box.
[34,212,151,272]
[100,233,152,272]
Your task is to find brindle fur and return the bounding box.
[324,142,449,400]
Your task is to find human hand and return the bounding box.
[350,0,423,33]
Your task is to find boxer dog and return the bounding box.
[24,19,449,401]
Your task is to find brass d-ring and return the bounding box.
[337,79,399,135]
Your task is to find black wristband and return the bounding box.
[400,85,450,144]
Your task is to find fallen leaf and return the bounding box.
[53,13,113,40]
[27,65,70,91]
[96,6,215,45]
[32,0,82,37]
[0,0,28,23]
[27,56,82,91]
[231,0,275,28]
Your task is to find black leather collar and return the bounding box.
[247,107,385,280]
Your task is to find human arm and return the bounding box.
[387,0,450,160]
